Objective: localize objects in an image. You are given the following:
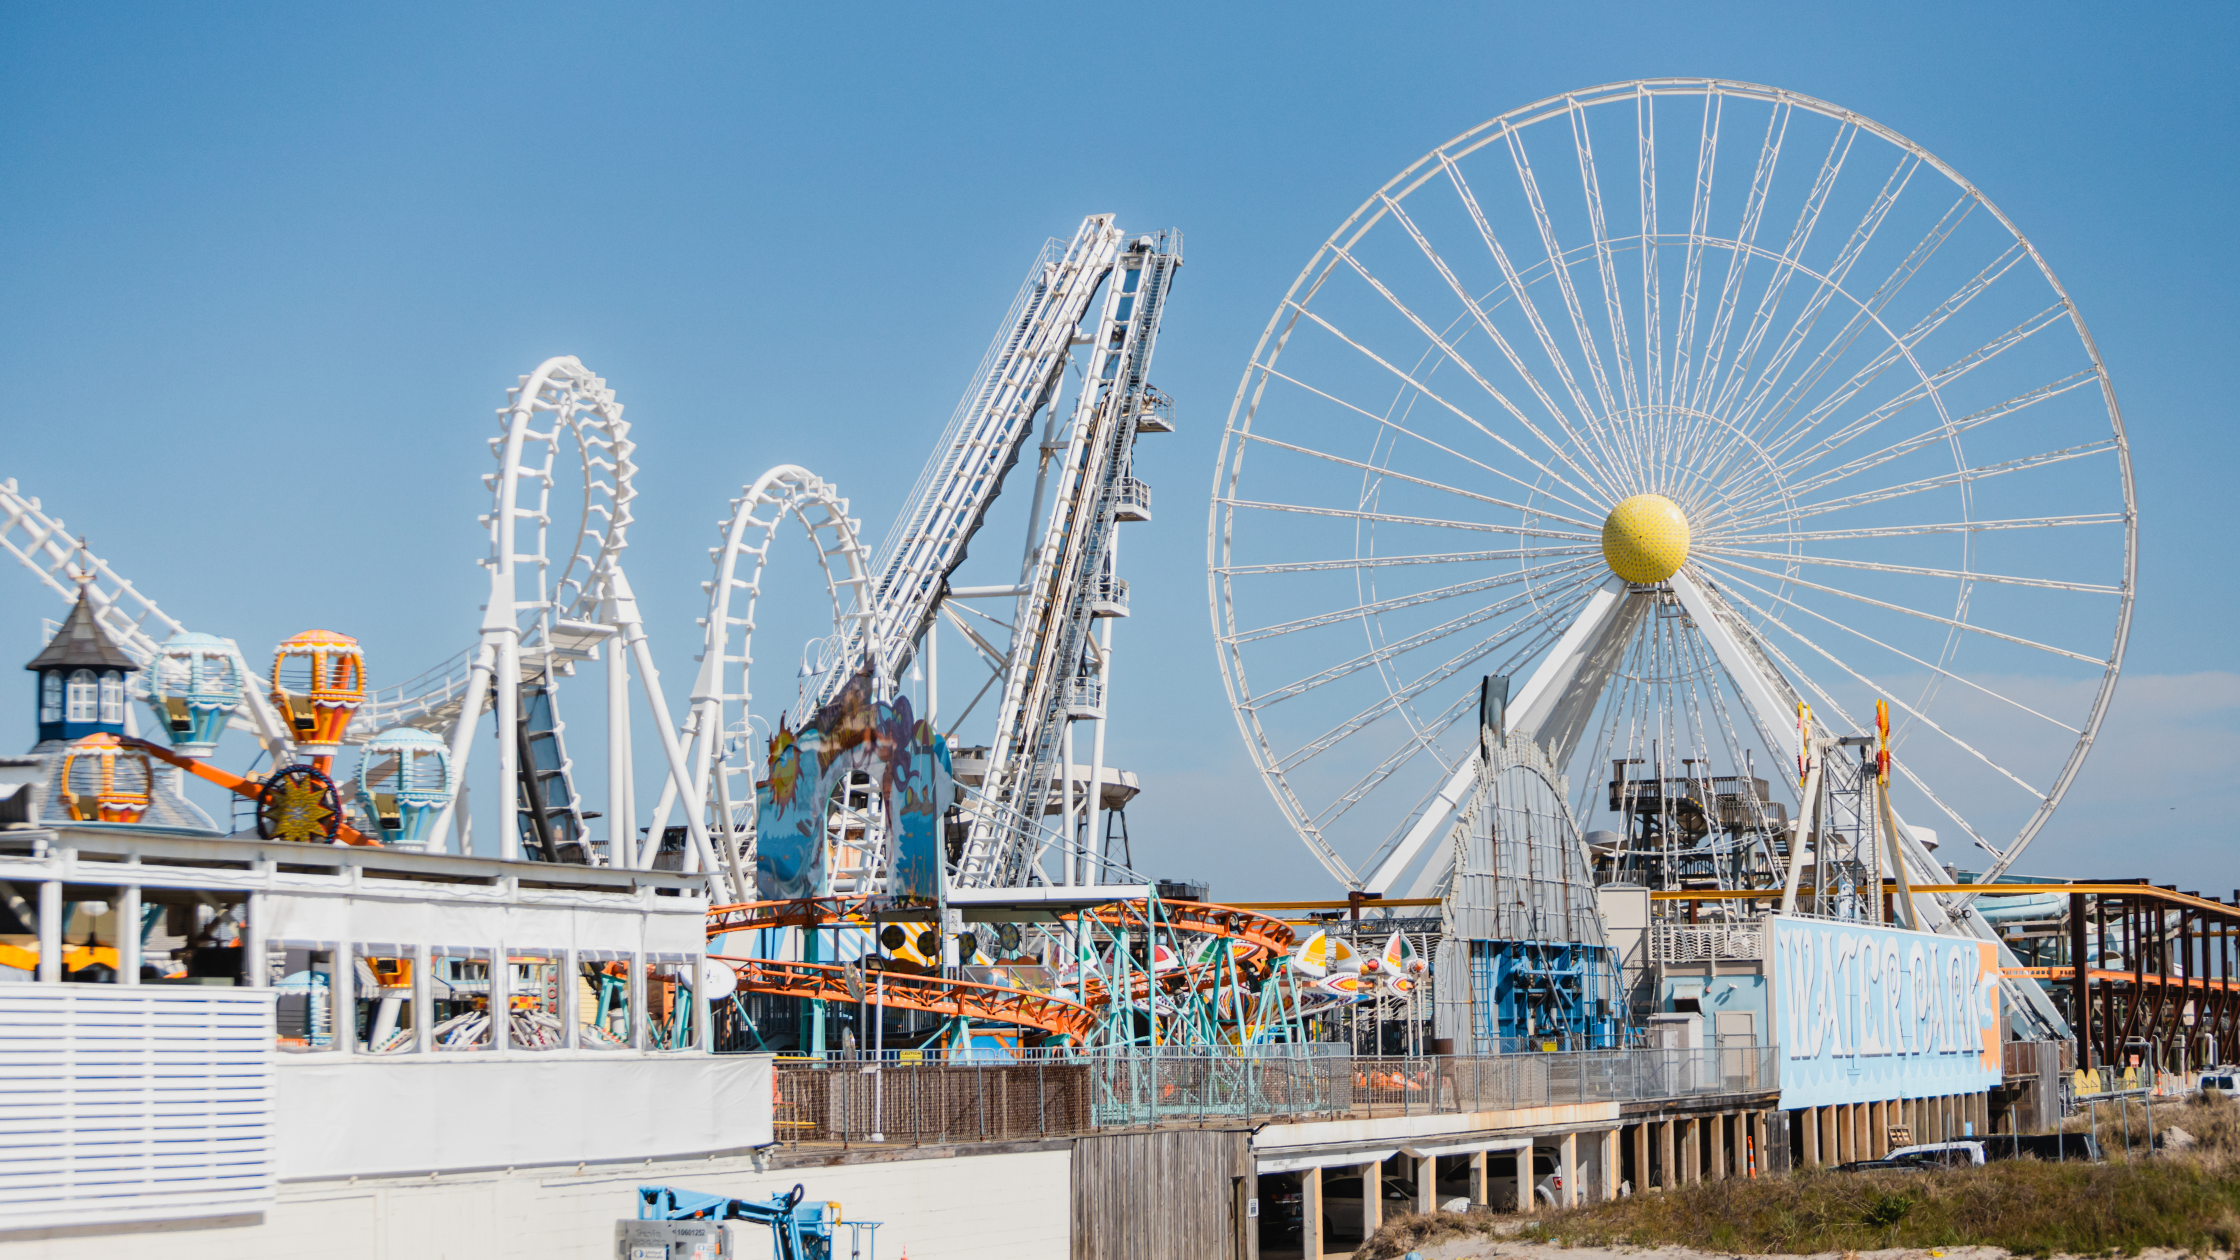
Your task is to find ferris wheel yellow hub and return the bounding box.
[1601,494,1691,584]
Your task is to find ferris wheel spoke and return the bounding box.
[1319,241,1627,499]
[1700,543,2120,595]
[1755,301,2076,494]
[1308,693,1477,832]
[1276,302,1617,506]
[1716,605,2007,859]
[1566,92,1642,414]
[1635,86,1665,411]
[1715,512,2124,547]
[1250,363,1606,519]
[1890,757,2004,859]
[1435,155,1635,492]
[1240,562,1604,710]
[1719,246,2029,509]
[1692,113,1844,461]
[1370,195,1629,498]
[1711,579,2050,802]
[1731,369,2099,517]
[1713,152,1918,452]
[1241,430,1604,530]
[1733,193,1974,454]
[1733,438,2120,533]
[1691,553,2106,665]
[1219,544,1599,577]
[1229,560,1597,645]
[1270,585,1599,768]
[1681,101,1791,424]
[1666,90,1724,413]
[1218,496,1598,541]
[1747,255,2040,474]
[1682,133,1874,490]
[1698,562,2084,733]
[1218,542,1603,578]
[1500,123,1621,420]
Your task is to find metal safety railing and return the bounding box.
[763,1045,1780,1147]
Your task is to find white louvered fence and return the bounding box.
[0,986,274,1229]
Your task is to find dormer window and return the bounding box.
[66,670,98,723]
[40,672,61,724]
[99,671,125,724]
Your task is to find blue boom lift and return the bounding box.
[622,1183,881,1260]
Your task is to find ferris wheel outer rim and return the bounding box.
[1208,77,2135,892]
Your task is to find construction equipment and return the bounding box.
[622,1184,881,1260]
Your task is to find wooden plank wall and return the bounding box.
[1071,1128,1248,1260]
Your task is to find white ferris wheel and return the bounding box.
[1210,79,2134,907]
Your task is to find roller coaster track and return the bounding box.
[711,955,1097,1041]
[706,897,1298,1039]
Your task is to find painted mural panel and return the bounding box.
[754,673,952,909]
[1770,915,2001,1109]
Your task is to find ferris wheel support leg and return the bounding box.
[1667,572,1806,773]
[427,643,496,857]
[1884,797,2071,1040]
[1363,578,1638,897]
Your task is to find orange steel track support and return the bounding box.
[121,736,378,846]
[712,955,1098,1041]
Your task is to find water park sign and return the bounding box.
[1769,915,2002,1109]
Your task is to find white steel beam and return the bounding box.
[1668,569,1801,769]
[1363,576,1638,895]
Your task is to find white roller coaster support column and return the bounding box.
[607,624,630,866]
[1058,721,1074,887]
[1084,536,1116,886]
[613,568,718,882]
[1086,620,1113,885]
[484,373,543,862]
[428,643,495,854]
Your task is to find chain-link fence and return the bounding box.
[767,1044,1779,1146]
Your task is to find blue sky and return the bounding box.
[2,3,2233,899]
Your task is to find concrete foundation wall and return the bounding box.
[0,1145,1070,1260]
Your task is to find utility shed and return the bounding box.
[1071,1128,1250,1260]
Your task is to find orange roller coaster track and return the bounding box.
[711,955,1098,1041]
[706,897,1298,957]
[705,898,1301,1035]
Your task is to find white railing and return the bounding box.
[1063,678,1105,715]
[1653,922,1765,962]
[1113,477,1152,518]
